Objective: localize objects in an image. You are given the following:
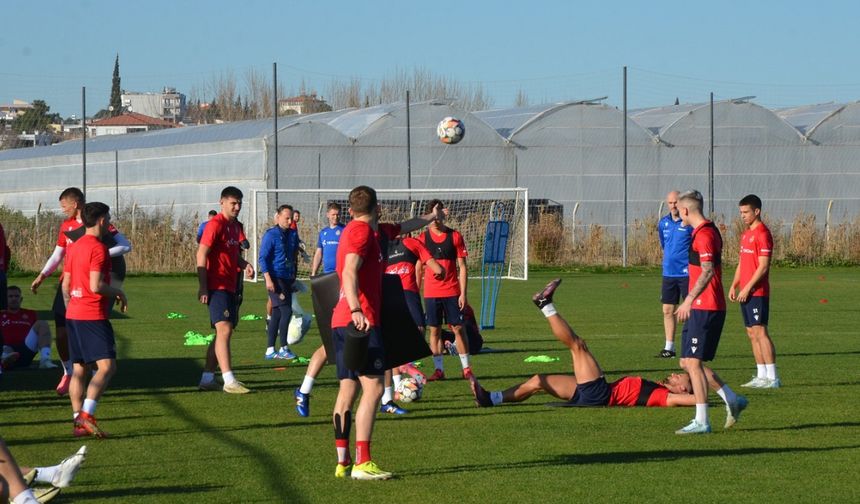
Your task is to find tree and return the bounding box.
[110,54,122,116]
[12,100,52,134]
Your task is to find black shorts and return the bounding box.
[741,296,769,327]
[52,285,67,327]
[661,276,689,305]
[681,310,726,361]
[568,376,611,407]
[266,277,295,308]
[404,290,426,328]
[208,290,239,328]
[5,343,37,369]
[425,296,464,327]
[66,319,116,364]
[333,326,386,380]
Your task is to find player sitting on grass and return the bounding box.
[0,438,86,504]
[470,279,748,429]
[1,286,58,371]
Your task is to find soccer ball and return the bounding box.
[395,377,423,403]
[287,313,313,345]
[437,117,465,144]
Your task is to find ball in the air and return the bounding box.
[437,116,465,144]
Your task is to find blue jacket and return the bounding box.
[658,214,692,277]
[259,225,299,280]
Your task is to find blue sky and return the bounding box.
[2,0,859,117]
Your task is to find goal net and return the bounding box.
[248,188,528,281]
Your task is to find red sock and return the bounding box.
[335,439,350,465]
[355,440,371,465]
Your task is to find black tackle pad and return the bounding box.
[380,275,432,368]
[310,272,339,365]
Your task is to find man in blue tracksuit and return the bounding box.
[657,190,693,358]
[259,204,300,360]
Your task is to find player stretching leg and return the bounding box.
[471,278,747,427]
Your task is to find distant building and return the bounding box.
[0,99,33,122]
[278,93,332,115]
[121,87,186,122]
[88,112,178,137]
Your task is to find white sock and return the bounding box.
[459,353,471,370]
[664,340,674,352]
[382,386,393,404]
[222,371,236,385]
[392,373,403,389]
[73,412,79,420]
[541,303,557,318]
[13,489,38,504]
[716,385,736,406]
[299,375,315,394]
[62,360,73,375]
[40,347,52,360]
[279,346,289,352]
[695,403,709,424]
[433,355,444,371]
[265,346,275,355]
[756,364,766,379]
[82,398,97,415]
[490,391,504,405]
[765,363,778,380]
[201,372,215,383]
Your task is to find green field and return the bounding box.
[2,268,859,503]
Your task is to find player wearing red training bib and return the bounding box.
[470,278,747,429]
[674,190,732,435]
[62,202,127,439]
[415,199,472,382]
[196,186,255,394]
[730,194,780,389]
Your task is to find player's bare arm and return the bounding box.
[676,260,714,322]
[90,270,127,313]
[311,248,323,276]
[458,256,468,309]
[341,252,368,332]
[238,257,254,280]
[728,263,743,302]
[426,258,445,280]
[737,256,770,303]
[196,243,210,304]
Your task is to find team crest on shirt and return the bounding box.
[335,229,341,235]
[373,358,383,370]
[695,299,702,305]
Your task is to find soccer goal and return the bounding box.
[248,188,529,282]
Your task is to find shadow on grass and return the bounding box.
[402,444,860,476]
[742,421,860,432]
[71,483,225,500]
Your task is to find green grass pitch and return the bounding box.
[2,268,858,503]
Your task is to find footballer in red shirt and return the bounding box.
[730,194,780,389]
[470,278,748,430]
[415,199,472,382]
[61,202,127,439]
[673,190,740,435]
[0,286,56,369]
[196,186,255,394]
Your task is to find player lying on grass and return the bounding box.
[470,278,748,429]
[0,438,86,503]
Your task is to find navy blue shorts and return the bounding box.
[266,277,295,308]
[52,286,67,327]
[404,290,426,328]
[66,319,116,364]
[6,343,37,369]
[568,376,611,406]
[333,326,386,380]
[661,276,689,305]
[208,290,239,328]
[425,296,464,327]
[681,310,726,361]
[741,296,769,327]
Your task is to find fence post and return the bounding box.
[36,203,42,229]
[825,200,833,245]
[132,202,137,236]
[571,202,580,247]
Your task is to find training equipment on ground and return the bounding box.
[437,116,465,144]
[287,313,313,345]
[395,377,423,403]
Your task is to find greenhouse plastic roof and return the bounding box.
[474,103,570,139]
[774,103,845,135]
[628,103,706,135]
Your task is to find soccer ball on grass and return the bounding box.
[395,377,424,403]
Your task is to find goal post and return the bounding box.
[248,187,529,283]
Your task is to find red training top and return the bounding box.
[0,309,38,346]
[200,213,243,293]
[608,376,670,407]
[688,221,725,311]
[417,228,468,298]
[65,234,111,321]
[739,223,773,297]
[385,236,433,293]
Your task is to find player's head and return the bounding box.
[219,186,243,220]
[677,190,704,226]
[275,204,294,229]
[58,187,85,218]
[293,210,301,223]
[82,202,111,233]
[665,190,680,218]
[207,210,217,219]
[661,372,693,394]
[326,202,341,226]
[6,285,23,311]
[738,194,762,226]
[425,199,444,220]
[348,185,378,218]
